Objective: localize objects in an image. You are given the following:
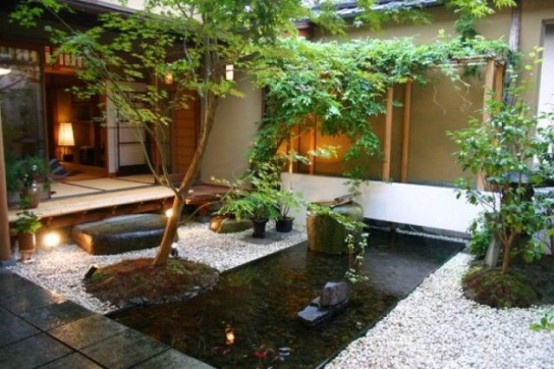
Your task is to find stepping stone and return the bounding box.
[72,214,171,255]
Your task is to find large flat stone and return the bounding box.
[72,214,170,255]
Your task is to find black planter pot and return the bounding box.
[275,217,294,233]
[251,218,269,238]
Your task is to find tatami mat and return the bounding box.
[67,178,149,191]
[118,174,156,184]
[50,182,101,198]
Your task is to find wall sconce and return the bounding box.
[225,64,234,81]
[58,122,75,162]
[164,73,173,85]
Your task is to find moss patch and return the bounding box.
[85,258,219,308]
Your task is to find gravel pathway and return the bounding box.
[325,252,554,369]
[8,224,553,368]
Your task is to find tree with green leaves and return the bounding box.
[10,0,516,268]
[449,74,554,274]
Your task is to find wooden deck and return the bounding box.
[8,180,228,230]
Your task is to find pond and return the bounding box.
[109,229,463,369]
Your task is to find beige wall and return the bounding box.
[200,74,262,182]
[310,1,554,186]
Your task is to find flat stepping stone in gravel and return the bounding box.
[72,214,172,255]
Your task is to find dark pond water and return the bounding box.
[109,229,463,369]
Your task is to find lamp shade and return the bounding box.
[58,122,75,146]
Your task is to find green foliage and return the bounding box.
[449,76,554,273]
[251,35,510,181]
[11,211,42,235]
[530,310,554,332]
[345,233,369,285]
[462,266,538,308]
[13,155,48,189]
[467,218,494,259]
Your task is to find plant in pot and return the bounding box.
[216,190,279,238]
[14,155,49,209]
[11,210,43,262]
[274,186,304,232]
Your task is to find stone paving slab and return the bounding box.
[0,333,73,369]
[0,307,40,347]
[20,300,94,331]
[0,270,44,299]
[1,287,65,315]
[49,314,128,350]
[0,268,216,369]
[39,352,104,369]
[133,348,217,369]
[81,328,169,369]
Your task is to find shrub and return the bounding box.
[462,267,538,308]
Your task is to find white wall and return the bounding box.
[282,173,486,234]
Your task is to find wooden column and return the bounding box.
[0,108,13,262]
[309,126,316,175]
[401,81,413,183]
[382,86,394,181]
[494,63,505,101]
[477,58,497,190]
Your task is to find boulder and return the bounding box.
[209,216,252,233]
[319,281,349,308]
[73,214,171,255]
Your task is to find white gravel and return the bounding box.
[8,224,553,368]
[8,221,306,314]
[325,252,554,369]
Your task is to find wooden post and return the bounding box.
[494,63,505,102]
[477,58,497,190]
[401,81,412,183]
[0,108,13,263]
[383,86,394,181]
[309,126,316,175]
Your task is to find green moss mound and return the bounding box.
[462,267,538,308]
[85,258,219,308]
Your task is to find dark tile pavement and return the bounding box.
[0,268,215,369]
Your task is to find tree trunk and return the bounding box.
[501,232,516,275]
[153,90,219,266]
[504,0,522,104]
[508,0,522,54]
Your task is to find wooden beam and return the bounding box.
[383,86,394,181]
[401,81,413,183]
[477,58,497,191]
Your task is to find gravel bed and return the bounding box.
[8,225,553,368]
[8,222,306,314]
[325,252,554,369]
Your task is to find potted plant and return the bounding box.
[216,189,279,238]
[14,155,49,209]
[11,210,43,262]
[274,186,304,232]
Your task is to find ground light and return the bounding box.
[42,231,61,248]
